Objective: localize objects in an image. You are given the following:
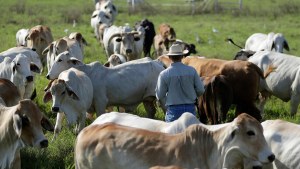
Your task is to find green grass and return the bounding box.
[1,0,300,168]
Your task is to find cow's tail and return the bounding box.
[225,38,243,49]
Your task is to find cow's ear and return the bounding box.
[43,90,52,103]
[41,116,54,132]
[42,43,53,55]
[30,63,41,73]
[13,114,22,137]
[67,57,82,66]
[66,85,79,100]
[284,40,290,51]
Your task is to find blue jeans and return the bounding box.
[165,104,196,122]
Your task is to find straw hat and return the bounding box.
[166,44,189,56]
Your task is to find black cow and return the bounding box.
[135,19,156,58]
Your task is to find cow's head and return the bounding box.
[69,32,88,49]
[224,113,275,165]
[26,25,53,56]
[13,99,54,148]
[11,54,40,83]
[272,33,289,53]
[104,54,127,67]
[234,50,256,60]
[46,51,82,80]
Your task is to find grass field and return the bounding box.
[1,0,300,168]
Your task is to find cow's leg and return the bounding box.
[256,91,270,115]
[94,98,107,117]
[143,96,156,119]
[52,112,65,141]
[290,93,300,116]
[75,112,86,135]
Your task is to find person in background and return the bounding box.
[156,44,205,122]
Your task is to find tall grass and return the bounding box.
[1,0,300,168]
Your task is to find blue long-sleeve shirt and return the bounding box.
[156,62,205,106]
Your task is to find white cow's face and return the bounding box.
[12,54,40,83]
[227,113,274,164]
[100,1,117,17]
[46,51,77,80]
[91,10,111,28]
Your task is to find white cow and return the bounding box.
[247,50,300,116]
[47,54,166,118]
[42,37,84,72]
[90,10,112,44]
[245,32,289,53]
[0,54,40,99]
[103,24,144,61]
[75,113,275,169]
[16,29,29,47]
[0,99,54,169]
[43,68,93,139]
[95,0,118,22]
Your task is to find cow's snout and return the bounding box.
[46,75,50,80]
[126,49,132,54]
[52,107,59,112]
[268,154,275,162]
[26,76,33,82]
[40,139,48,148]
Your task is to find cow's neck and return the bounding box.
[212,125,239,169]
[0,106,22,169]
[178,125,217,169]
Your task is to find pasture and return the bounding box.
[1,0,300,168]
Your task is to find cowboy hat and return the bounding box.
[166,44,189,56]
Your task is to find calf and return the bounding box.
[43,68,93,139]
[75,113,275,169]
[0,99,53,169]
[104,53,127,67]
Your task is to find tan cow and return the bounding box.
[0,78,20,106]
[0,99,54,169]
[75,113,275,169]
[26,25,54,66]
[153,24,176,58]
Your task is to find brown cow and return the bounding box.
[182,57,264,123]
[75,113,275,169]
[26,25,54,66]
[153,24,176,58]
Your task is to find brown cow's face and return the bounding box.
[14,100,53,148]
[228,113,274,164]
[27,30,50,56]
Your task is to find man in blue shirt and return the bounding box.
[156,44,205,122]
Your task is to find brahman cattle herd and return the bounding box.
[0,0,299,169]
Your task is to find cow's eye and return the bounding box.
[58,59,62,62]
[105,5,107,9]
[62,91,65,95]
[17,63,20,66]
[247,131,255,136]
[21,115,30,127]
